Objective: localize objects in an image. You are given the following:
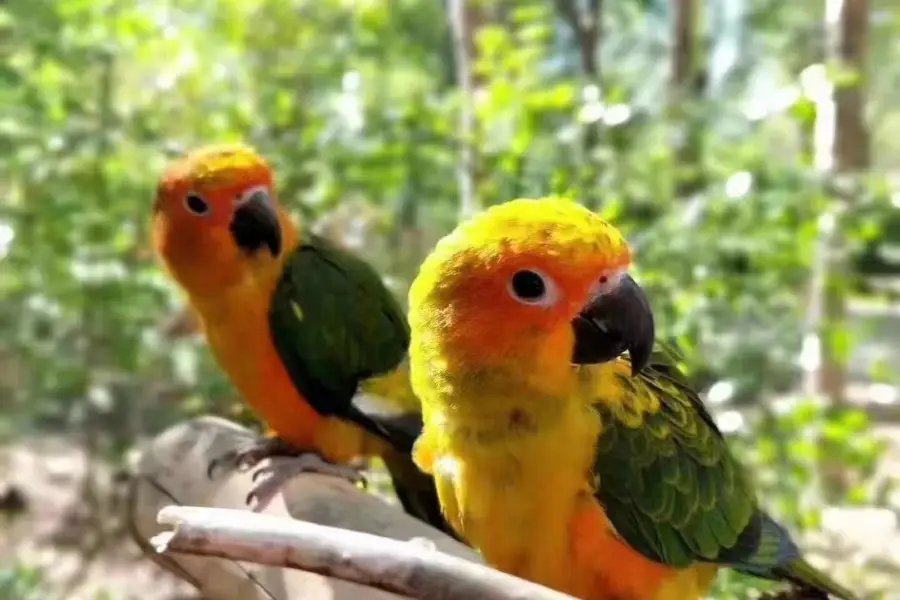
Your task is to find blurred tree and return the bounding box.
[447,0,482,219]
[552,0,605,208]
[0,0,897,596]
[670,0,707,198]
[806,0,872,501]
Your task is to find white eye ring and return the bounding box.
[183,192,211,216]
[588,267,627,297]
[506,268,560,307]
[236,184,271,205]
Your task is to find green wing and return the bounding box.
[268,231,410,419]
[590,352,795,571]
[267,233,461,540]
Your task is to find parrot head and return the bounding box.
[151,143,285,292]
[409,197,654,376]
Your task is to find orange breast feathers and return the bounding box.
[196,273,320,443]
[150,143,381,464]
[568,501,717,600]
[197,277,379,464]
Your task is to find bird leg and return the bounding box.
[246,453,367,512]
[206,435,299,479]
[207,435,368,511]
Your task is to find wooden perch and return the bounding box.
[128,416,864,600]
[127,416,481,600]
[153,505,576,600]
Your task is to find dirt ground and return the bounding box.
[1,435,196,600]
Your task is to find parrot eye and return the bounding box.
[184,193,210,216]
[508,269,559,307]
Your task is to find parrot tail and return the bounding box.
[380,444,463,541]
[732,512,858,600]
[346,405,462,541]
[772,558,859,600]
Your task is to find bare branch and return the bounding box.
[153,505,577,600]
[134,421,870,600]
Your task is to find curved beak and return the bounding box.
[229,189,282,257]
[571,274,655,376]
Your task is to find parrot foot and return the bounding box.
[206,436,298,479]
[246,452,368,512]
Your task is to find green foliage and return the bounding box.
[1,0,898,597]
[0,564,46,600]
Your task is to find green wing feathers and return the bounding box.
[268,231,410,417]
[591,353,857,600]
[266,234,459,540]
[591,357,757,568]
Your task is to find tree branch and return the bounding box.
[133,419,871,600]
[152,505,577,600]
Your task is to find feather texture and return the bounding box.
[152,144,456,539]
[268,231,410,419]
[407,196,857,600]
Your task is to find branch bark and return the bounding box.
[153,505,576,600]
[129,418,867,600]
[127,416,480,600]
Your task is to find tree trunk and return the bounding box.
[447,0,483,220]
[834,0,870,172]
[553,0,604,209]
[670,0,706,198]
[816,0,869,403]
[808,0,869,501]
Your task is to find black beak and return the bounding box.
[229,189,281,257]
[571,274,655,376]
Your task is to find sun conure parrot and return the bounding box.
[406,196,857,600]
[150,143,453,536]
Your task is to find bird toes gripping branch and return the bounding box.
[205,436,368,511]
[206,435,300,479]
[246,452,369,512]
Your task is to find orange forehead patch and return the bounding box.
[160,143,271,191]
[409,196,633,325]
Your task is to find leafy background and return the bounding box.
[1,0,899,598]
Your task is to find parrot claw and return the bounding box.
[245,453,368,512]
[206,436,300,480]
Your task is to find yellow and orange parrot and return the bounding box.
[407,197,856,600]
[150,143,451,535]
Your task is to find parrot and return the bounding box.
[406,196,857,600]
[150,142,453,536]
